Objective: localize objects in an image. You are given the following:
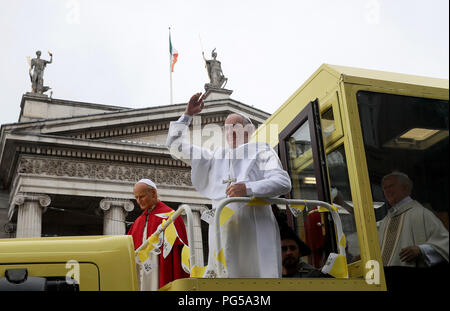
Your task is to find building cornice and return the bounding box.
[6,98,270,136]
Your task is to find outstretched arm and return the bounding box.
[167,92,211,166]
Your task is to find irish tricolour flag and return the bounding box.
[169,32,178,72]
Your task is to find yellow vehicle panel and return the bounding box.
[0,263,99,291]
[159,277,384,291]
[0,235,138,291]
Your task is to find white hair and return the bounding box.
[382,171,413,193]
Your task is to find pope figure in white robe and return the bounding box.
[166,92,292,278]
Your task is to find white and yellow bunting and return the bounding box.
[162,219,178,258]
[219,206,235,227]
[339,234,346,249]
[213,248,228,277]
[190,265,207,278]
[201,207,235,227]
[289,204,306,217]
[317,206,329,213]
[247,197,270,206]
[181,244,211,278]
[155,210,175,219]
[194,250,228,278]
[321,253,348,278]
[136,233,163,264]
[306,204,339,215]
[330,204,338,212]
[181,245,190,274]
[141,257,154,275]
[201,209,215,225]
[214,248,227,269]
[203,267,218,278]
[152,232,164,255]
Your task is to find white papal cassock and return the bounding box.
[166,114,292,278]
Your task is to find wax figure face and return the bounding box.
[281,239,300,269]
[382,176,410,207]
[133,183,158,211]
[224,114,254,148]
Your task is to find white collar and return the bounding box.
[388,196,413,215]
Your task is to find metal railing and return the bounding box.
[213,197,347,278]
[136,197,346,283]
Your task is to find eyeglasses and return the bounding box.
[281,245,298,252]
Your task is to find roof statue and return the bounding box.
[27,50,53,95]
[203,48,228,91]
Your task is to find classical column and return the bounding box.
[100,198,134,235]
[14,193,51,238]
[181,204,209,267]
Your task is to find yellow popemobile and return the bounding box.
[160,63,449,291]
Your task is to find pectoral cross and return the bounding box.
[223,151,236,195]
[222,175,236,188]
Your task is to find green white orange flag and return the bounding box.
[169,31,178,72]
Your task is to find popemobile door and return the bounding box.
[278,99,337,268]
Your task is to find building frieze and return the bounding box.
[16,155,192,187]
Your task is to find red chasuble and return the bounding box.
[128,201,189,288]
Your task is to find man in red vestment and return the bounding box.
[128,179,189,289]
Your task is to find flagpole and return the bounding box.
[170,61,173,105]
[169,27,173,105]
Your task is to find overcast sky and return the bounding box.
[0,0,448,126]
